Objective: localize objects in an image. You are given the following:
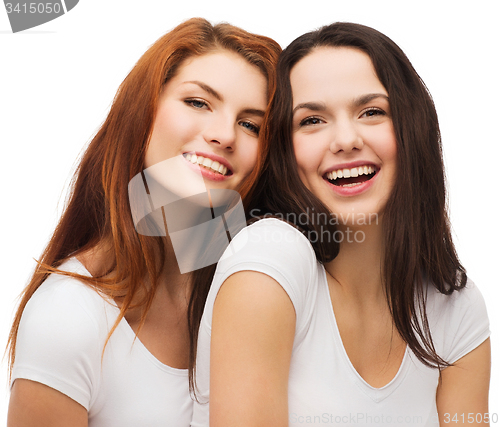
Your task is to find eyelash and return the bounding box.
[299,116,324,127]
[185,98,260,135]
[299,107,387,126]
[360,107,386,118]
[184,98,209,109]
[239,120,260,136]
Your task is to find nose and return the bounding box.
[330,117,363,153]
[203,113,236,151]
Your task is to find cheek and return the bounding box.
[371,126,397,165]
[238,138,259,175]
[154,103,198,142]
[383,133,397,161]
[293,135,321,177]
[146,104,200,167]
[373,127,398,192]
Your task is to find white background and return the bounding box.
[1,0,498,422]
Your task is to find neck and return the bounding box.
[160,233,193,302]
[77,233,192,305]
[325,221,386,303]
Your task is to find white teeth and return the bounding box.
[342,182,362,188]
[325,164,377,181]
[183,154,229,176]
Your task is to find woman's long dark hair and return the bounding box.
[248,22,466,369]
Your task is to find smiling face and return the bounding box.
[291,47,397,223]
[145,50,267,193]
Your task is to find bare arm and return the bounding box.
[436,338,491,426]
[8,379,88,427]
[210,271,296,427]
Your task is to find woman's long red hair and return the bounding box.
[7,17,281,381]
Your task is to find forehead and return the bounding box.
[169,50,267,97]
[290,47,387,102]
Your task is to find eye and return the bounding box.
[360,108,386,118]
[239,120,260,136]
[299,116,324,127]
[184,98,209,110]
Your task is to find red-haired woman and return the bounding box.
[7,18,280,427]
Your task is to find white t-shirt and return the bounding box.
[11,258,192,427]
[192,218,490,427]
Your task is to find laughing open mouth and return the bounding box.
[324,165,377,188]
[183,153,233,176]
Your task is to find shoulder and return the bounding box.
[23,258,113,332]
[426,278,487,318]
[426,278,490,364]
[16,257,114,353]
[218,218,317,271]
[12,258,111,410]
[204,219,319,332]
[217,218,318,292]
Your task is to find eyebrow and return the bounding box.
[292,93,389,115]
[352,93,389,108]
[292,102,327,115]
[183,81,265,117]
[242,108,265,117]
[183,80,223,101]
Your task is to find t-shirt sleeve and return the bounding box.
[203,218,318,341]
[11,276,103,410]
[430,279,490,364]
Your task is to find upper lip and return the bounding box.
[184,151,233,173]
[323,160,379,175]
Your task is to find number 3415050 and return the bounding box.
[5,3,62,14]
[443,413,498,424]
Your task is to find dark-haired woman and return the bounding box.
[192,23,490,426]
[6,18,280,427]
